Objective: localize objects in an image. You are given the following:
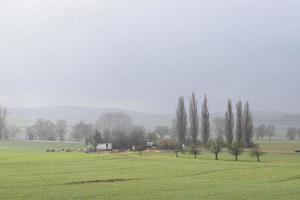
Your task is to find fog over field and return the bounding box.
[1,0,300,114]
[1,1,300,200]
[7,106,300,133]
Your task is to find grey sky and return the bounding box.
[0,0,299,113]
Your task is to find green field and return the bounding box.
[0,141,300,200]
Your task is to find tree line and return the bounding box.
[255,124,276,140]
[0,105,21,140]
[175,94,254,147]
[26,119,68,141]
[286,127,300,140]
[175,93,262,161]
[22,112,176,152]
[23,112,148,152]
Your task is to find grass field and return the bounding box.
[0,141,300,200]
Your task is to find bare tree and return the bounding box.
[95,112,133,147]
[175,96,187,145]
[243,102,254,147]
[256,124,267,140]
[189,93,199,146]
[26,126,37,140]
[201,95,210,145]
[190,145,200,159]
[93,130,102,149]
[235,101,243,145]
[229,142,243,161]
[96,112,133,134]
[0,105,8,140]
[286,127,297,141]
[28,119,56,141]
[7,125,21,139]
[266,125,276,141]
[103,128,112,143]
[225,99,234,146]
[128,126,147,155]
[56,120,68,141]
[251,144,263,162]
[208,139,224,160]
[71,121,95,142]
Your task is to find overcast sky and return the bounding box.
[0,0,299,113]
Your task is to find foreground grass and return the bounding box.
[0,141,300,200]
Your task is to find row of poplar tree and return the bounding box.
[175,93,254,151]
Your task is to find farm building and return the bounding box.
[147,141,154,147]
[96,143,112,151]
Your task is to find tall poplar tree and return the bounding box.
[189,93,199,146]
[243,101,253,147]
[235,101,243,145]
[201,95,210,145]
[225,99,234,145]
[175,96,187,145]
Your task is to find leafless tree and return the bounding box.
[286,127,297,140]
[251,144,263,162]
[175,96,187,145]
[71,121,95,142]
[201,95,210,145]
[56,120,68,141]
[27,119,56,140]
[190,144,200,159]
[128,126,147,155]
[103,128,112,143]
[93,130,102,149]
[243,101,254,147]
[189,93,199,146]
[235,101,243,145]
[26,126,37,140]
[208,139,224,160]
[7,125,21,139]
[256,124,267,140]
[266,125,276,141]
[96,112,133,133]
[229,142,243,161]
[0,105,8,140]
[225,99,234,146]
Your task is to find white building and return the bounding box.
[147,141,154,147]
[96,143,112,151]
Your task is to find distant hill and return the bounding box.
[7,106,300,137]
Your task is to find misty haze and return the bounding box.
[0,1,300,200]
